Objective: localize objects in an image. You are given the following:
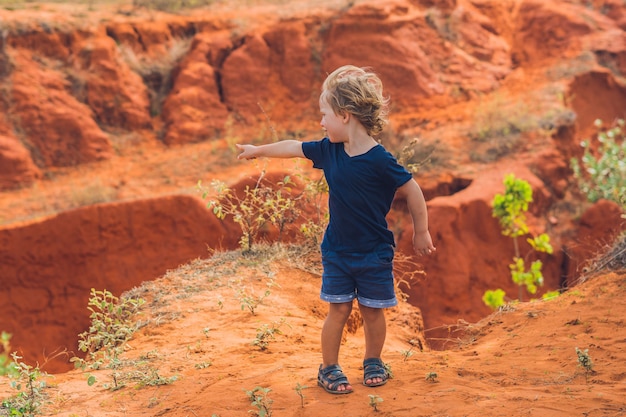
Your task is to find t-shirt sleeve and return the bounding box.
[385,152,413,189]
[302,138,327,169]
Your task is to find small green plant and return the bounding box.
[71,288,145,390]
[267,180,301,241]
[425,371,439,383]
[368,394,383,412]
[195,361,212,370]
[252,319,286,351]
[200,174,301,252]
[542,290,561,300]
[571,118,626,214]
[0,332,18,378]
[1,352,47,417]
[294,383,309,408]
[75,288,145,357]
[400,348,414,362]
[483,174,554,309]
[245,386,273,417]
[136,369,178,388]
[400,338,423,361]
[482,288,506,310]
[236,283,272,315]
[576,347,594,383]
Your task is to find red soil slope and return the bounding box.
[2,250,625,417]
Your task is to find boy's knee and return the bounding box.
[359,304,384,318]
[329,302,353,318]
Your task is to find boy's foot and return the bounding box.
[317,364,354,394]
[363,358,389,387]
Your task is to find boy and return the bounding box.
[236,65,435,394]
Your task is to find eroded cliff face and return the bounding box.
[0,0,625,179]
[0,195,241,372]
[0,0,625,372]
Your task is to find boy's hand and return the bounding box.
[413,230,436,256]
[236,144,257,160]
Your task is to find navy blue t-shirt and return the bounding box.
[302,137,413,253]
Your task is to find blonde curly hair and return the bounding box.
[321,65,390,136]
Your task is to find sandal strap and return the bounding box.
[319,364,349,390]
[363,358,388,380]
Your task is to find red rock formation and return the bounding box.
[568,70,626,138]
[0,195,240,373]
[0,135,41,190]
[9,52,113,167]
[161,32,232,145]
[0,106,41,189]
[70,33,152,131]
[1,0,624,183]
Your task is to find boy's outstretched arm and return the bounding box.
[236,140,305,160]
[396,179,436,256]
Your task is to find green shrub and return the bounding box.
[1,350,47,417]
[200,174,301,253]
[71,289,146,390]
[482,288,506,310]
[484,174,554,309]
[571,118,626,213]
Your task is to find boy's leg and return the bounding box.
[359,304,386,385]
[320,301,353,392]
[321,301,353,368]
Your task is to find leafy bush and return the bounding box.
[76,288,145,357]
[1,355,47,417]
[71,289,147,390]
[483,174,554,309]
[1,334,47,417]
[200,174,302,253]
[571,118,626,213]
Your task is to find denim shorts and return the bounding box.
[320,244,398,309]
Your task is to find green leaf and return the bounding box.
[87,375,97,386]
[482,289,506,310]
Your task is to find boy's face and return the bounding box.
[319,96,347,143]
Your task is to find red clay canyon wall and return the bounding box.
[0,195,239,372]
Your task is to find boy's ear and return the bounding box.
[341,111,350,123]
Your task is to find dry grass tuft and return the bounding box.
[578,232,626,284]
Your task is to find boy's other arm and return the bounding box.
[236,140,305,160]
[396,179,436,256]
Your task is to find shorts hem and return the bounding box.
[320,292,356,303]
[357,296,398,309]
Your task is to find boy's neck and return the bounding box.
[341,113,379,157]
[343,134,378,157]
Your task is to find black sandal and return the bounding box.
[317,364,354,394]
[363,358,389,387]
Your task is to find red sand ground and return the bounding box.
[3,250,625,417]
